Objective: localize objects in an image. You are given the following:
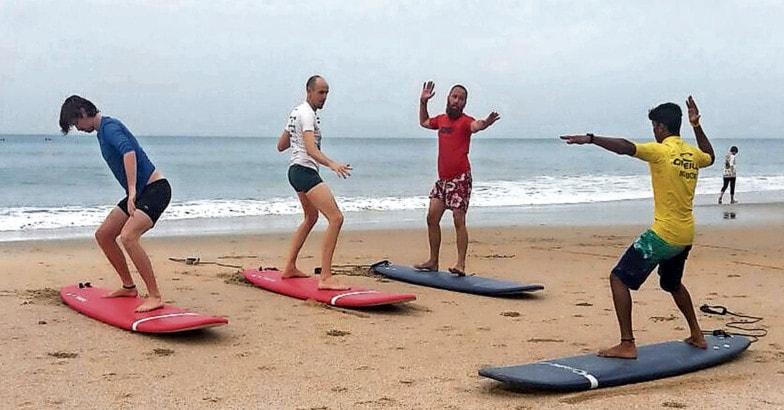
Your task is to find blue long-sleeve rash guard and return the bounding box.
[97,117,156,195]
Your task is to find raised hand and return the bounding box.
[484,111,501,127]
[420,81,435,102]
[686,95,700,126]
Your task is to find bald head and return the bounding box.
[305,75,329,110]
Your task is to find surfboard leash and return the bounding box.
[699,304,767,342]
[168,257,243,269]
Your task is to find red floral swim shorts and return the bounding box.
[429,171,472,211]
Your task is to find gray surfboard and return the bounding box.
[479,334,751,392]
[370,260,544,296]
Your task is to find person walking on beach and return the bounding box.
[719,146,739,204]
[560,96,715,359]
[59,95,171,312]
[414,81,500,276]
[276,75,352,290]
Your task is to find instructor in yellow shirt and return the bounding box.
[560,96,715,359]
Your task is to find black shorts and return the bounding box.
[611,243,692,292]
[288,164,323,193]
[117,179,171,225]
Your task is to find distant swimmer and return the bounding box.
[560,96,715,359]
[59,95,171,312]
[414,81,500,276]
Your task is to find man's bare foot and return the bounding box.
[414,261,438,272]
[103,287,138,298]
[318,276,350,291]
[718,197,723,204]
[448,265,466,276]
[135,297,164,313]
[685,334,708,349]
[730,199,738,204]
[598,341,637,359]
[281,268,310,279]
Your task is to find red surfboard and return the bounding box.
[61,284,228,333]
[243,269,416,307]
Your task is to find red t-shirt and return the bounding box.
[429,113,475,179]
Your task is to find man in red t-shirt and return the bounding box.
[414,81,500,275]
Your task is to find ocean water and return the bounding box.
[1,134,782,241]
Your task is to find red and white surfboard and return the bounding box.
[243,269,416,307]
[61,284,228,333]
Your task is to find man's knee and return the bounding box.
[120,230,141,248]
[660,280,682,293]
[95,226,117,246]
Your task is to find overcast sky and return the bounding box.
[1,0,782,138]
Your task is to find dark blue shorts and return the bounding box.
[611,230,692,292]
[288,164,323,193]
[117,179,171,225]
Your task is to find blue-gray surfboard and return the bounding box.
[479,334,751,392]
[370,260,544,296]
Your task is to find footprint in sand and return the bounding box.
[149,348,175,357]
[326,329,351,337]
[48,351,78,359]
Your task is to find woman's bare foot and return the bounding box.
[685,334,708,349]
[281,267,310,279]
[135,297,164,312]
[103,287,138,298]
[318,276,350,290]
[598,341,637,359]
[414,261,438,272]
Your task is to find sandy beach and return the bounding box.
[1,219,783,409]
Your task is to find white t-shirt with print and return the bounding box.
[285,102,321,171]
[723,152,736,178]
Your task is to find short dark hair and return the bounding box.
[648,102,681,135]
[730,146,738,153]
[450,84,468,99]
[306,75,323,91]
[59,95,99,134]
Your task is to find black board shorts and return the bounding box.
[117,179,171,225]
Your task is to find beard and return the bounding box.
[446,105,462,119]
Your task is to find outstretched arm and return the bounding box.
[560,133,636,156]
[419,81,436,129]
[686,95,715,165]
[471,111,501,133]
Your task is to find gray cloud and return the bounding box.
[1,0,782,138]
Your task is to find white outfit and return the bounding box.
[723,152,736,178]
[285,102,321,171]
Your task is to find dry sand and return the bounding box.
[1,223,782,409]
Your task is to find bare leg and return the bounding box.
[730,178,737,203]
[281,192,318,279]
[670,284,708,348]
[598,273,638,359]
[414,198,446,271]
[449,209,468,275]
[120,210,162,312]
[96,208,138,298]
[304,183,349,290]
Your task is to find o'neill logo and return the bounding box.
[540,361,599,389]
[65,292,88,303]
